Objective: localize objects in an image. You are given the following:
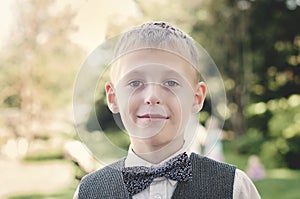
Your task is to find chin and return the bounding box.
[145,135,178,149]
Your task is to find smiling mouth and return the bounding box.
[137,114,170,119]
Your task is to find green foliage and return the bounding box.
[207,0,300,169]
[285,135,300,169]
[247,95,300,168]
[86,97,124,132]
[260,140,287,168]
[265,96,300,168]
[3,94,21,107]
[23,150,64,162]
[223,140,250,169]
[234,128,265,155]
[268,96,300,138]
[104,130,131,151]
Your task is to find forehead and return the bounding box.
[111,49,198,83]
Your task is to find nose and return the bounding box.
[144,84,161,105]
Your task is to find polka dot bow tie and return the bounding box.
[122,152,192,196]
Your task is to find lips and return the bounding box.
[137,114,169,119]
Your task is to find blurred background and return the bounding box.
[0,0,299,198]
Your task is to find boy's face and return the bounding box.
[106,49,206,150]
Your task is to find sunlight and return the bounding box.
[267,168,300,179]
[0,0,15,48]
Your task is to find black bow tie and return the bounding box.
[122,152,192,196]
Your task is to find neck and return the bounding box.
[131,136,185,164]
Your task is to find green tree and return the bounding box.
[0,0,83,139]
[195,0,300,168]
[246,0,300,168]
[190,0,253,135]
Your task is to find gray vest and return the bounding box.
[78,153,236,199]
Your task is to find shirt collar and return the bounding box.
[125,141,192,185]
[125,143,191,166]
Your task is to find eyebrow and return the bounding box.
[122,70,188,85]
[124,67,183,76]
[122,70,143,78]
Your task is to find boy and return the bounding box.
[74,21,261,198]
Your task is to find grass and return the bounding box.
[223,140,300,199]
[8,192,73,199]
[7,187,76,199]
[255,169,300,199]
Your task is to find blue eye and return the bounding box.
[129,80,143,87]
[164,80,179,87]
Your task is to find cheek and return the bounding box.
[172,90,194,111]
[116,89,141,114]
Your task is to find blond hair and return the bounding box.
[114,21,199,68]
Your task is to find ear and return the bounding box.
[192,82,207,113]
[105,82,119,113]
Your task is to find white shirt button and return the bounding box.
[153,193,162,199]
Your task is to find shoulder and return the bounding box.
[191,152,236,171]
[78,158,128,198]
[235,168,252,183]
[233,169,261,199]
